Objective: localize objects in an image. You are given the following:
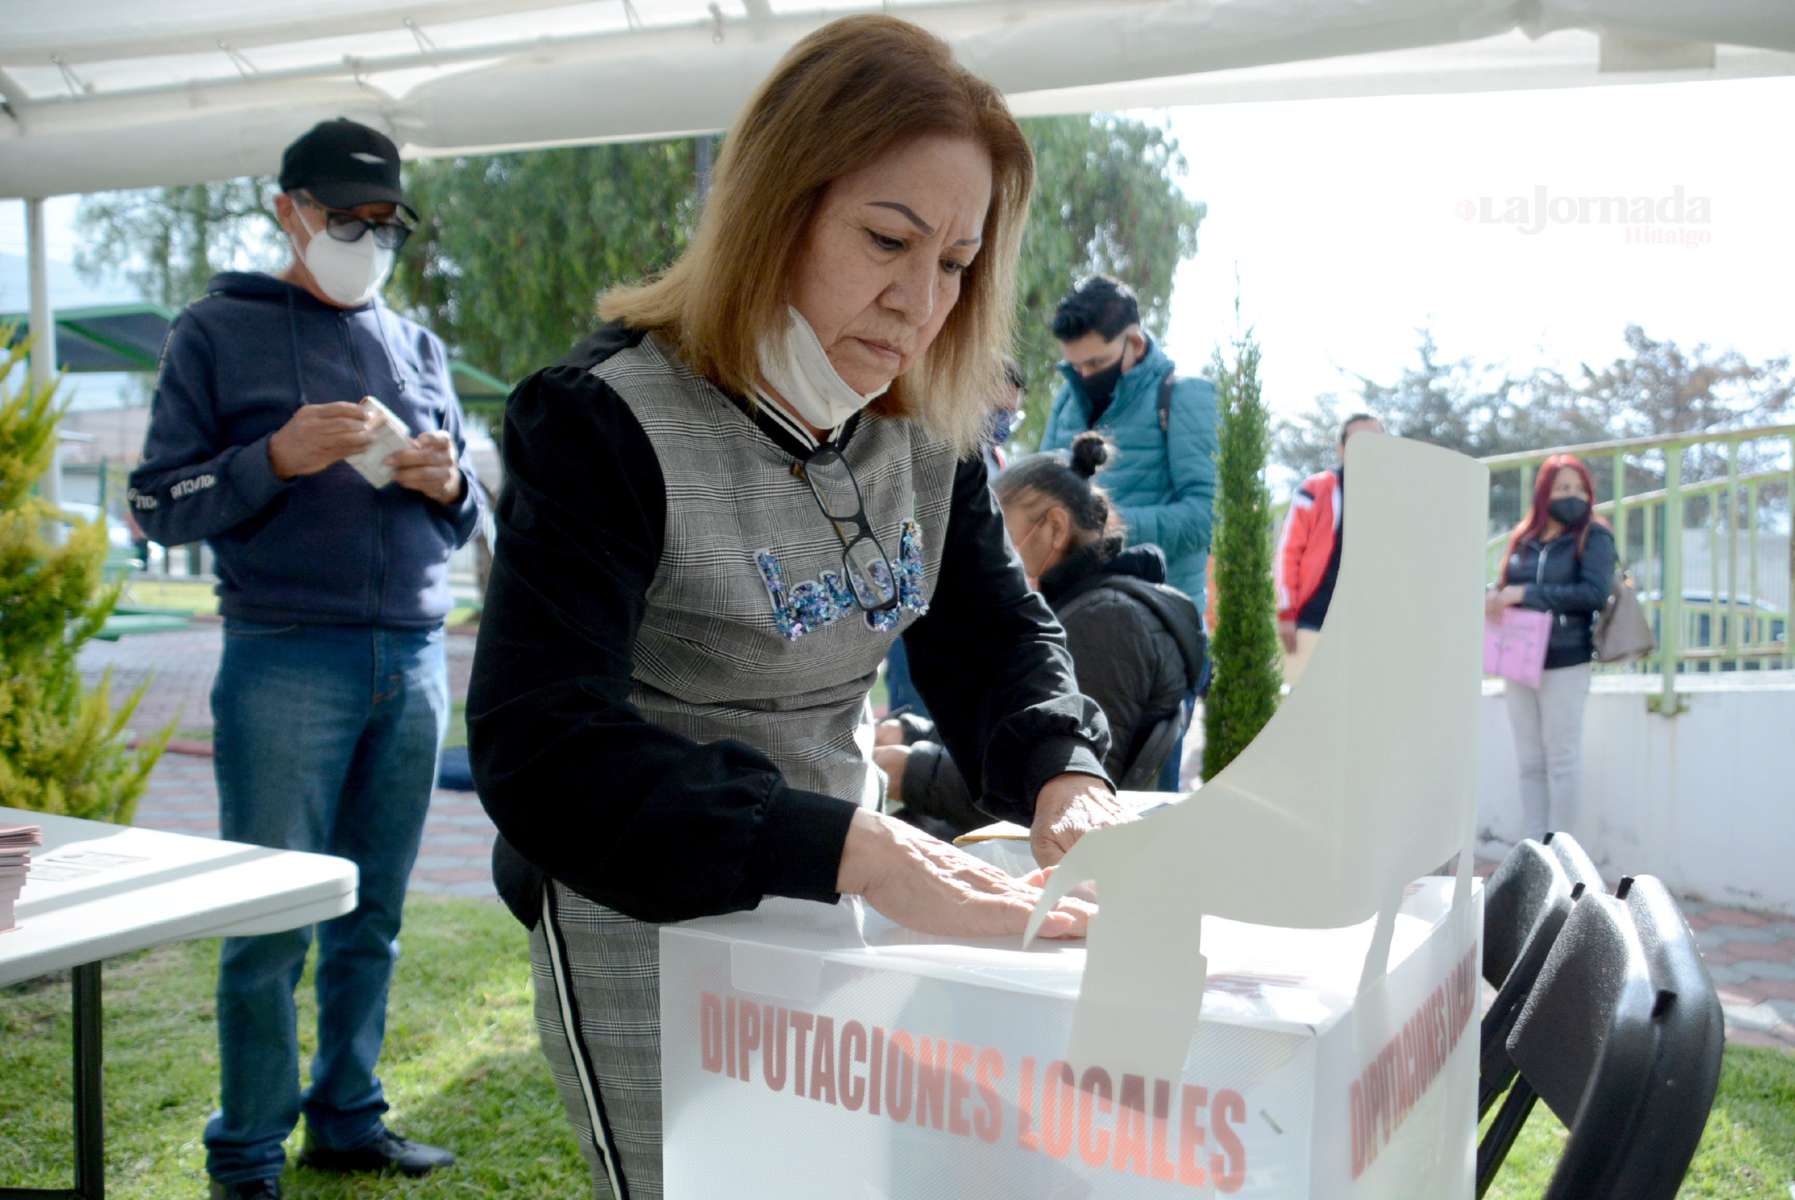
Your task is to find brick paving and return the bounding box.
[80,624,1795,1053]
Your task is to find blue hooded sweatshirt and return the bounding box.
[127,271,484,628]
[1040,336,1219,609]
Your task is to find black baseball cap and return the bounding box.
[279,118,416,220]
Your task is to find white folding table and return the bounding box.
[0,807,358,1200]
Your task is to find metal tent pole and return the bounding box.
[26,196,65,545]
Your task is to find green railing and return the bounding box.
[1481,423,1795,711]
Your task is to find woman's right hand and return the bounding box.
[836,808,1094,939]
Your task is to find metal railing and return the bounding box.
[1480,423,1795,709]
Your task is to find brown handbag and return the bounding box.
[1595,566,1655,663]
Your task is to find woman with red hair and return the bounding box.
[1486,454,1616,841]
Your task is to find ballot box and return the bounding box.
[660,874,1480,1199]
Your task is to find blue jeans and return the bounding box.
[883,636,930,719]
[204,621,448,1184]
[1156,687,1200,791]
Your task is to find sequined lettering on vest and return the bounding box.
[756,520,930,640]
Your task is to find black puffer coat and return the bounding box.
[1501,524,1616,670]
[897,543,1206,832]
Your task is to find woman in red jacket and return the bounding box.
[1274,413,1383,684]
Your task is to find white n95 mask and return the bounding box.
[293,207,394,307]
[756,307,890,431]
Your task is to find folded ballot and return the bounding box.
[343,395,415,489]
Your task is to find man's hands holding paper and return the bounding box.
[268,397,462,504]
[268,401,378,480]
[387,430,465,505]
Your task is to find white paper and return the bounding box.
[1027,434,1490,1080]
[342,395,414,489]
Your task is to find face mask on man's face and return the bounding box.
[1080,357,1124,406]
[292,204,395,307]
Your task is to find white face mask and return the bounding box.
[292,205,394,307]
[756,306,890,432]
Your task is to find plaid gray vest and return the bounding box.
[594,336,958,803]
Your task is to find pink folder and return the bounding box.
[1484,607,1552,688]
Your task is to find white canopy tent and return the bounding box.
[5,0,1794,200]
[6,0,1793,507]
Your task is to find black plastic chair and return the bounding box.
[1479,839,1587,1116]
[1475,875,1724,1200]
[1544,829,1603,898]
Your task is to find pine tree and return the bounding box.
[1202,326,1282,779]
[0,338,169,819]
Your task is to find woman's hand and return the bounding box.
[873,719,907,747]
[1031,773,1128,868]
[836,808,1094,938]
[1485,584,1526,621]
[1278,618,1300,654]
[872,745,910,806]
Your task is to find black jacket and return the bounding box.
[1501,524,1616,670]
[470,324,1111,929]
[900,543,1204,826]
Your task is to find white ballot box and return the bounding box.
[661,875,1480,1199]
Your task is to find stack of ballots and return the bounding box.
[0,824,42,933]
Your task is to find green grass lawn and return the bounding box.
[119,578,220,616]
[107,580,476,628]
[1482,1042,1795,1199]
[4,895,1791,1197]
[1,896,587,1198]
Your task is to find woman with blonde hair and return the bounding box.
[469,16,1123,1196]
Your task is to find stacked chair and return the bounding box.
[1474,833,1725,1199]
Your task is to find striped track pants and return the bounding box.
[530,881,665,1199]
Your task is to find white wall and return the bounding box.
[1478,671,1795,914]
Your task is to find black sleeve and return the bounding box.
[468,365,860,924]
[1526,527,1616,616]
[1058,594,1163,780]
[893,712,938,746]
[899,741,990,834]
[901,456,1112,825]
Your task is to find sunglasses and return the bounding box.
[298,195,415,251]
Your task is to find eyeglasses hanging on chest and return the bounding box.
[793,444,900,615]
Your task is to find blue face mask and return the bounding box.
[987,406,1022,447]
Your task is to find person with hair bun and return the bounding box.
[1486,453,1616,841]
[877,431,1207,832]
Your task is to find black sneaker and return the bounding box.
[208,1180,281,1199]
[298,1128,455,1177]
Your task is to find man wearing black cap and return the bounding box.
[128,118,475,1197]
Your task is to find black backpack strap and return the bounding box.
[1157,372,1176,436]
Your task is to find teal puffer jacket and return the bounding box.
[1040,338,1219,609]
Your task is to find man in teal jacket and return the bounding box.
[1041,275,1219,611]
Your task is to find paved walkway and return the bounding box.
[79,624,1795,1052]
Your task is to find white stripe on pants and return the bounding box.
[530,881,664,1199]
[1503,662,1592,842]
